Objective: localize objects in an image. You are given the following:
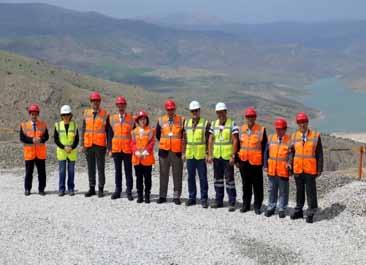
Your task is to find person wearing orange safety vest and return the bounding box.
[155,99,185,205]
[237,107,267,215]
[131,111,155,203]
[108,96,135,201]
[263,118,292,219]
[20,104,49,196]
[290,112,323,224]
[81,91,110,198]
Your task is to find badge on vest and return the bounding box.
[168,132,173,137]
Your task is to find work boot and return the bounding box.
[58,191,65,197]
[254,208,262,215]
[69,190,75,196]
[279,211,286,218]
[201,200,208,209]
[173,198,181,205]
[111,191,121,200]
[228,204,236,212]
[85,187,96,197]
[306,215,314,224]
[127,193,134,201]
[291,211,304,220]
[24,190,31,196]
[157,197,167,204]
[137,195,143,203]
[98,187,104,198]
[240,205,250,213]
[211,201,223,209]
[39,191,46,196]
[145,194,150,204]
[265,208,275,217]
[185,199,196,206]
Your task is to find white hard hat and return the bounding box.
[189,100,201,110]
[60,105,72,115]
[215,102,227,111]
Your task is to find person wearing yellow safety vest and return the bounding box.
[207,102,239,212]
[290,112,323,224]
[263,118,291,219]
[237,107,267,215]
[183,101,210,208]
[20,104,49,196]
[81,91,110,198]
[54,105,79,196]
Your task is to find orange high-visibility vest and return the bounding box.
[132,126,155,166]
[239,123,264,165]
[267,134,291,178]
[110,112,134,153]
[292,130,320,175]
[158,114,184,153]
[21,120,47,160]
[83,108,108,148]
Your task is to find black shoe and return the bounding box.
[157,197,167,204]
[39,191,46,196]
[111,191,121,200]
[265,209,275,217]
[201,200,209,209]
[306,215,314,223]
[240,206,250,213]
[127,193,134,201]
[254,208,262,215]
[228,204,236,212]
[98,189,104,198]
[279,211,286,218]
[85,187,96,197]
[58,191,65,197]
[69,190,75,196]
[291,211,304,220]
[185,199,196,206]
[24,190,31,196]
[145,194,150,204]
[211,201,224,209]
[137,196,143,203]
[173,198,181,205]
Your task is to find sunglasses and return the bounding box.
[61,114,72,117]
[190,109,199,113]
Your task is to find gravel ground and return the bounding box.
[1,163,366,265]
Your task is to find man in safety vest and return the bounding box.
[108,96,134,200]
[156,99,185,205]
[20,104,49,196]
[81,91,109,198]
[290,112,323,223]
[237,107,267,215]
[207,102,239,212]
[183,101,210,208]
[54,105,79,196]
[263,118,291,218]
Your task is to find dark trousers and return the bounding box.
[85,145,106,189]
[294,173,318,215]
[187,159,208,201]
[239,160,263,210]
[24,159,46,192]
[58,160,75,192]
[135,165,152,196]
[113,152,133,193]
[159,151,183,199]
[213,158,236,205]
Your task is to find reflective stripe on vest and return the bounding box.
[132,126,155,166]
[185,118,207,160]
[21,120,47,160]
[267,134,290,178]
[292,130,319,175]
[83,108,108,148]
[159,114,184,153]
[55,121,78,161]
[110,113,133,153]
[239,123,264,165]
[213,119,233,160]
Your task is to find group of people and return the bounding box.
[20,91,323,223]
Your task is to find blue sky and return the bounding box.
[1,0,366,23]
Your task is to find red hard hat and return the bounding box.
[89,91,101,101]
[274,118,287,129]
[164,99,176,110]
[296,112,309,123]
[28,103,40,113]
[245,107,257,118]
[115,96,127,105]
[135,110,148,121]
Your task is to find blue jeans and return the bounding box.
[187,159,208,201]
[267,176,289,211]
[59,160,75,192]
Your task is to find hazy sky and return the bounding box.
[1,0,366,23]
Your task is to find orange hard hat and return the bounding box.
[115,96,127,105]
[296,112,309,123]
[135,110,148,121]
[245,106,257,118]
[89,91,101,101]
[164,99,176,110]
[28,103,40,113]
[274,118,287,129]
